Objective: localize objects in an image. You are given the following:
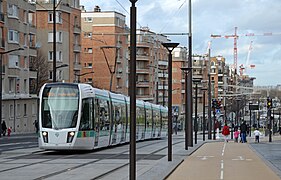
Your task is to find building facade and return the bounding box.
[36,0,81,83]
[1,0,37,133]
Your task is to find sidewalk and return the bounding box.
[166,135,281,180]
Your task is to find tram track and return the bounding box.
[91,139,184,180]
[34,139,169,180]
[0,138,185,179]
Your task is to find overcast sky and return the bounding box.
[80,0,281,86]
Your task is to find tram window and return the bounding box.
[79,98,94,130]
[98,99,110,131]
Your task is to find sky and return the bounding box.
[80,0,281,86]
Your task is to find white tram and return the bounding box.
[38,83,168,150]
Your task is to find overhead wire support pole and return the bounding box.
[53,0,56,82]
[187,0,193,147]
[129,1,137,179]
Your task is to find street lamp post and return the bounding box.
[201,87,207,141]
[180,67,192,150]
[193,78,201,144]
[0,47,24,137]
[162,42,179,161]
[129,0,137,179]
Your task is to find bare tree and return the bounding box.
[29,49,49,94]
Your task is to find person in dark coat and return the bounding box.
[1,121,7,136]
[240,121,247,143]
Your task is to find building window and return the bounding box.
[48,11,62,23]
[87,63,92,68]
[8,30,19,43]
[48,51,62,61]
[7,4,18,18]
[48,32,63,43]
[17,104,20,117]
[32,103,35,115]
[8,55,19,68]
[48,51,53,61]
[88,48,92,53]
[24,104,27,116]
[84,17,93,22]
[24,79,27,93]
[49,71,53,80]
[10,104,14,118]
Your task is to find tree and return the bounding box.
[29,49,49,94]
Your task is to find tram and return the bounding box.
[38,83,168,150]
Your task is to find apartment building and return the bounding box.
[36,0,81,83]
[171,47,187,114]
[80,6,128,94]
[1,0,37,133]
[80,7,170,102]
[135,28,169,103]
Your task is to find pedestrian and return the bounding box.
[7,127,11,136]
[34,120,39,133]
[253,128,262,143]
[240,121,247,143]
[234,127,240,143]
[1,120,7,136]
[222,123,230,142]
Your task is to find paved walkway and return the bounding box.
[167,135,281,180]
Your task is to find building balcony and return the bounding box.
[73,44,81,52]
[74,25,81,34]
[136,54,150,61]
[193,74,203,79]
[73,62,81,70]
[29,47,37,57]
[116,73,122,78]
[136,68,149,74]
[136,80,150,87]
[29,24,36,34]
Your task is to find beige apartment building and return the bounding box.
[35,0,81,83]
[1,0,37,133]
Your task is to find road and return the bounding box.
[1,133,281,180]
[0,134,38,153]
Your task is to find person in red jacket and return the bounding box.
[222,123,230,142]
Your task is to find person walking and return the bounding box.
[222,123,230,142]
[1,121,7,136]
[240,121,247,143]
[253,128,262,143]
[234,127,240,143]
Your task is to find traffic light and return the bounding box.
[267,98,272,109]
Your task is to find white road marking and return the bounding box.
[232,156,252,161]
[222,143,226,156]
[196,156,214,160]
[220,160,224,179]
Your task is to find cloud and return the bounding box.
[80,0,281,86]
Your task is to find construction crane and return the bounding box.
[211,27,238,72]
[211,27,281,73]
[239,41,255,76]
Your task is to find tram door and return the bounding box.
[94,99,99,147]
[111,101,126,144]
[97,98,111,147]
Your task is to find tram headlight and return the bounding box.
[42,131,48,143]
[67,131,75,143]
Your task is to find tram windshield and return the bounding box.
[41,84,79,129]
